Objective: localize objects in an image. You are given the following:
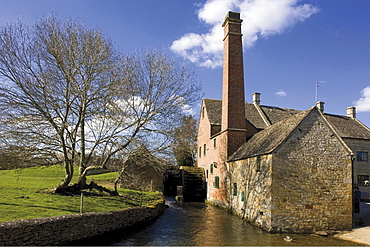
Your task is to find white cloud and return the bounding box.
[354,86,370,112]
[171,0,320,68]
[275,89,287,97]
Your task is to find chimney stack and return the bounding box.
[221,11,245,131]
[346,106,356,118]
[253,92,261,105]
[316,101,325,112]
[221,11,247,158]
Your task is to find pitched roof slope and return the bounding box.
[245,104,267,129]
[202,98,303,129]
[202,98,370,140]
[203,99,222,125]
[325,114,370,140]
[260,105,302,125]
[228,108,313,161]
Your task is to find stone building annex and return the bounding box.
[196,11,370,233]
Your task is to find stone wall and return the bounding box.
[227,110,353,233]
[0,200,165,246]
[271,111,352,233]
[343,138,370,185]
[228,154,273,231]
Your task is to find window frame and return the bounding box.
[214,176,220,188]
[357,151,368,162]
[233,183,237,196]
[358,175,369,186]
[256,156,261,172]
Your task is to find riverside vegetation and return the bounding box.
[0,165,162,223]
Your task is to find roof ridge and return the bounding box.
[270,107,315,154]
[319,109,353,155]
[253,104,271,127]
[354,117,370,133]
[228,108,313,161]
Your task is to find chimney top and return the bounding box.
[226,11,240,20]
[346,106,356,119]
[223,11,242,27]
[253,92,261,105]
[316,101,325,112]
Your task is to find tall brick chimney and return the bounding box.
[221,11,247,157]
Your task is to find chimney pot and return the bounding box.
[316,101,325,112]
[346,106,356,118]
[253,92,261,105]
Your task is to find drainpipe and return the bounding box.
[351,154,356,228]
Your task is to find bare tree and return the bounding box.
[172,115,197,166]
[0,16,201,194]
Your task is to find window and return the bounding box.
[202,107,205,119]
[233,183,237,196]
[214,176,220,188]
[358,175,369,186]
[357,152,368,161]
[199,147,202,158]
[256,156,261,172]
[204,144,206,156]
[210,164,214,174]
[241,192,245,202]
[213,138,217,149]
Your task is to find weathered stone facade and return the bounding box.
[196,10,370,234]
[228,109,353,233]
[271,111,352,233]
[228,155,273,230]
[343,138,370,186]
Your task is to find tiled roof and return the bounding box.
[203,98,303,129]
[203,99,222,125]
[245,104,267,129]
[260,105,302,125]
[202,98,370,140]
[228,109,312,161]
[325,114,370,139]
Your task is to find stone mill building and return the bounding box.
[196,11,370,233]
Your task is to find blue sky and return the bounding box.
[1,0,370,127]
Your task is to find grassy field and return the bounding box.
[0,165,162,223]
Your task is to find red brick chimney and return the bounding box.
[221,11,247,157]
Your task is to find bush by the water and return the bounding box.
[0,165,162,223]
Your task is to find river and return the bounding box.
[75,198,360,246]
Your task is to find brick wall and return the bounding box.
[0,200,165,246]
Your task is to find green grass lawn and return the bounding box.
[0,165,162,223]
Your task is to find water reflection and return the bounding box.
[110,198,359,246]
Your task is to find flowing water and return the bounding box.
[75,198,360,246]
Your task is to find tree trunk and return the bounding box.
[54,160,74,193]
